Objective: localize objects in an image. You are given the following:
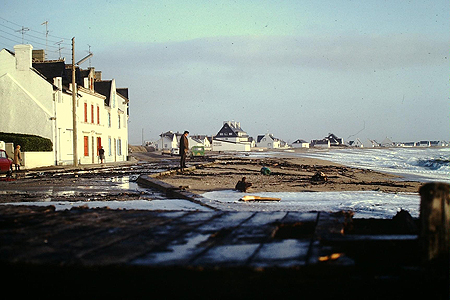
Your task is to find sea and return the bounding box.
[5,147,449,218]
[201,147,449,218]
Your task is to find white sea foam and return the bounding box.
[249,147,450,183]
[202,190,420,219]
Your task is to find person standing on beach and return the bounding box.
[179,131,189,171]
[13,145,21,171]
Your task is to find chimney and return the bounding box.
[94,71,102,81]
[14,44,33,71]
[32,49,45,62]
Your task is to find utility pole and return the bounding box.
[72,37,78,166]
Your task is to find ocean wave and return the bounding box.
[415,157,450,170]
[291,147,450,183]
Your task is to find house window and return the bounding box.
[117,138,122,156]
[91,104,94,123]
[84,103,88,123]
[97,106,100,124]
[108,112,111,128]
[118,114,121,129]
[84,136,89,156]
[108,137,112,156]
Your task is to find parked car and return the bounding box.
[0,149,13,173]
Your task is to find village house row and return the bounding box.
[151,121,448,152]
[0,44,129,168]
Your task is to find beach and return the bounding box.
[159,153,422,195]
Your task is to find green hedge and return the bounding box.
[0,132,53,152]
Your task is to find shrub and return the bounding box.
[0,132,53,152]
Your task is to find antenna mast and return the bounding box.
[16,26,29,44]
[55,40,64,59]
[41,21,49,59]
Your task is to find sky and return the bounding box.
[1,0,449,144]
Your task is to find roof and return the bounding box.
[216,122,238,137]
[117,88,128,99]
[32,61,67,85]
[293,139,308,144]
[94,81,112,106]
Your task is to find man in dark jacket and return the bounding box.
[180,131,189,171]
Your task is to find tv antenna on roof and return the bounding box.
[41,21,49,59]
[15,26,29,44]
[54,40,64,59]
[87,44,92,68]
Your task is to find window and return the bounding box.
[84,136,89,156]
[108,112,111,128]
[108,137,112,156]
[91,104,94,123]
[84,103,88,123]
[97,106,100,124]
[117,139,122,156]
[118,114,121,129]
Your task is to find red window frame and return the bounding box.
[84,136,89,156]
[84,103,88,123]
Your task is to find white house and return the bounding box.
[0,44,129,167]
[310,139,330,148]
[190,135,211,150]
[292,139,310,148]
[380,137,394,147]
[418,141,431,147]
[212,121,251,152]
[362,139,379,148]
[347,139,364,148]
[256,133,288,149]
[155,131,179,150]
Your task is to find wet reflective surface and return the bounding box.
[0,162,173,203]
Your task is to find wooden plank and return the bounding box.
[419,182,450,263]
[240,195,281,201]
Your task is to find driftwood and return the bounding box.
[419,182,449,263]
[240,195,281,202]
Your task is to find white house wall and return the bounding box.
[0,46,56,165]
[77,82,129,164]
[0,45,130,167]
[212,139,251,151]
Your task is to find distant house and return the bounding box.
[326,133,344,146]
[212,121,251,151]
[380,137,394,147]
[400,142,416,147]
[311,133,343,148]
[430,141,446,147]
[190,135,211,150]
[310,139,330,148]
[155,131,179,150]
[291,139,310,148]
[348,139,363,148]
[362,139,379,148]
[418,141,431,147]
[256,133,288,149]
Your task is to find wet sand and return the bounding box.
[159,155,422,195]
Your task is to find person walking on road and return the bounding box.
[180,131,189,172]
[99,146,105,164]
[14,145,22,171]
